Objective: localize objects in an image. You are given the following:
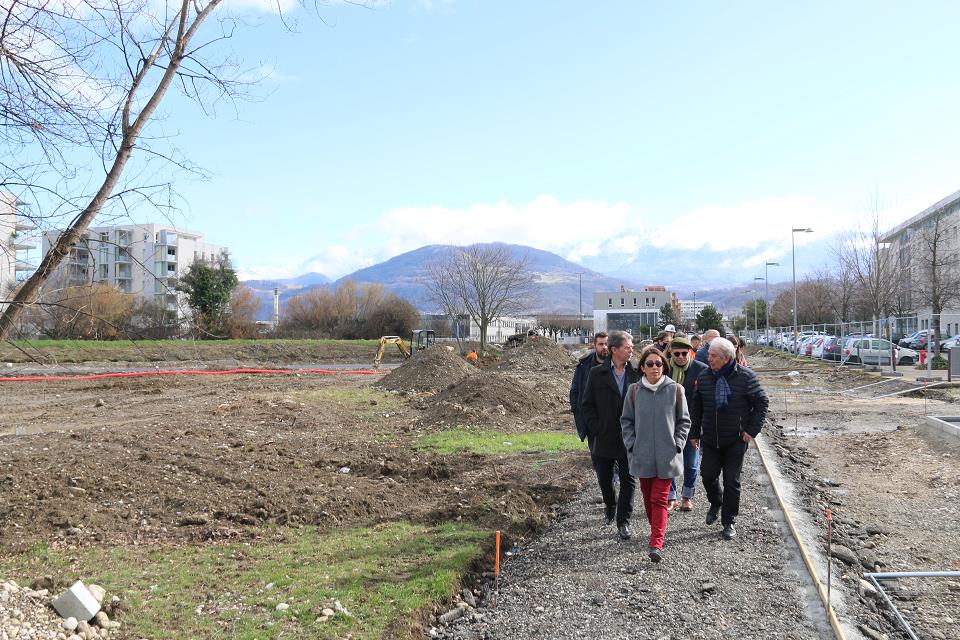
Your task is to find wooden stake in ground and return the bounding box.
[826,508,833,612]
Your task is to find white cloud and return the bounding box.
[242,193,856,281]
[653,194,848,253]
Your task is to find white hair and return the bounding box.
[708,337,736,362]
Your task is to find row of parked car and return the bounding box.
[768,331,920,366]
[896,329,960,352]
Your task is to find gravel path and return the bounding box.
[435,448,831,640]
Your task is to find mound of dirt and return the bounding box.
[375,345,478,392]
[498,337,575,374]
[420,372,567,428]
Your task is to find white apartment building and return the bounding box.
[0,192,37,303]
[679,299,712,322]
[42,223,229,319]
[467,314,536,343]
[592,286,680,334]
[880,188,960,337]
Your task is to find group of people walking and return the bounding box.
[569,326,769,563]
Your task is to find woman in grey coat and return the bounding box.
[621,346,691,562]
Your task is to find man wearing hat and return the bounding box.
[666,335,708,512]
[652,324,676,353]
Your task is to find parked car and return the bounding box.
[902,330,932,350]
[803,336,822,357]
[939,333,960,352]
[898,330,923,348]
[823,336,844,361]
[791,332,822,355]
[843,337,918,366]
[812,336,840,360]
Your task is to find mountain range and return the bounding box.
[241,242,792,321]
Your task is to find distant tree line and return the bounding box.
[277,281,420,339]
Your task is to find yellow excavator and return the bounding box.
[373,330,435,369]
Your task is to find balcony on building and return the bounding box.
[115,246,132,263]
[14,260,34,271]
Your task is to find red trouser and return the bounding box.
[638,477,673,550]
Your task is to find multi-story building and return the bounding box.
[592,285,680,335]
[0,192,37,304]
[880,188,960,338]
[679,299,712,322]
[42,223,229,319]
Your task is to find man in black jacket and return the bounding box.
[581,330,639,540]
[569,332,608,443]
[689,337,769,540]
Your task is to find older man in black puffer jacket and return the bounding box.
[689,336,768,541]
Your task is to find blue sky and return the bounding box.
[144,0,960,286]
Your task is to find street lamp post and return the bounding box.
[792,228,814,355]
[577,272,583,335]
[753,277,763,344]
[765,261,779,346]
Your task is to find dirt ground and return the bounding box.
[753,350,960,640]
[0,339,582,556]
[3,342,959,639]
[0,339,410,366]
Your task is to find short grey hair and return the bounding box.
[703,329,721,341]
[607,330,632,350]
[708,337,736,362]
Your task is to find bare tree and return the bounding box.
[424,244,538,353]
[814,258,856,326]
[913,206,960,349]
[834,204,896,334]
[0,0,364,340]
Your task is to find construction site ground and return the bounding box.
[0,342,958,639]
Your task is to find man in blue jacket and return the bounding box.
[689,337,769,540]
[569,332,608,443]
[694,329,721,363]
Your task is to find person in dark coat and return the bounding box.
[569,332,608,443]
[666,336,709,512]
[580,330,639,540]
[694,329,721,363]
[689,336,769,540]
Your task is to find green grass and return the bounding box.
[4,338,381,350]
[418,427,582,455]
[0,522,486,639]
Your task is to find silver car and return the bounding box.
[842,337,918,366]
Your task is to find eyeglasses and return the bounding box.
[643,361,664,368]
[671,351,688,358]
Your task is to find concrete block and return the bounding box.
[52,581,101,621]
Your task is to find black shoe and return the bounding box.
[604,505,615,525]
[705,505,720,525]
[722,523,737,540]
[648,548,662,563]
[618,524,631,540]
